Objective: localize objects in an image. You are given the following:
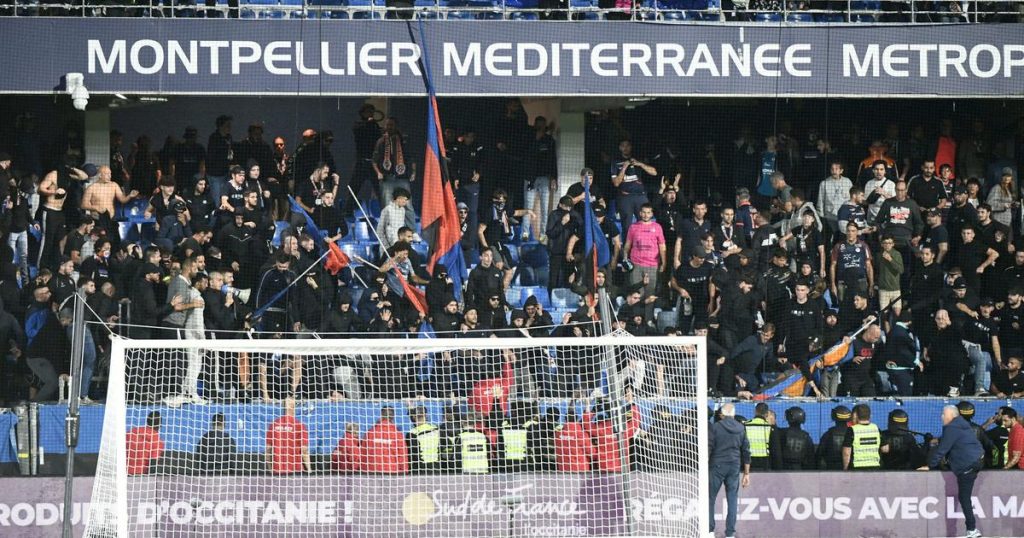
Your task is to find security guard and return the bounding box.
[744,403,774,471]
[458,413,490,474]
[407,406,441,473]
[499,401,536,472]
[528,403,557,471]
[771,406,815,470]
[881,409,923,470]
[957,401,994,461]
[842,404,882,470]
[817,405,852,470]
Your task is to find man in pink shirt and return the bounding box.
[624,203,666,320]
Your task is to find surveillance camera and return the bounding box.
[66,73,89,111]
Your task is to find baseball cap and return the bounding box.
[954,185,968,195]
[594,206,606,217]
[0,152,11,162]
[1002,167,1015,177]
[980,298,995,307]
[82,163,98,177]
[184,126,198,137]
[690,247,707,259]
[457,202,468,210]
[952,277,967,290]
[926,208,942,218]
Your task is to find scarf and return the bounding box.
[382,133,405,176]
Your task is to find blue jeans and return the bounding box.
[709,464,740,536]
[617,192,648,230]
[523,176,551,240]
[7,231,28,283]
[886,368,914,396]
[208,175,228,207]
[956,463,981,533]
[80,329,97,398]
[967,345,992,394]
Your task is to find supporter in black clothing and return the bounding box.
[1002,251,1024,300]
[466,248,505,311]
[186,177,216,227]
[670,248,715,333]
[653,186,686,260]
[955,226,999,293]
[907,160,946,212]
[717,276,758,350]
[999,288,1024,357]
[781,281,822,365]
[924,309,969,396]
[946,185,978,263]
[676,199,710,266]
[321,291,361,335]
[920,209,949,266]
[546,196,581,292]
[48,258,76,308]
[838,324,881,397]
[171,126,206,192]
[431,296,462,334]
[942,277,981,330]
[206,115,234,180]
[990,356,1024,398]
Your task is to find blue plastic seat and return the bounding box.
[505,287,521,306]
[662,10,687,19]
[353,221,372,242]
[446,10,477,18]
[519,287,551,309]
[551,288,581,309]
[753,12,782,21]
[518,243,548,269]
[509,10,538,18]
[502,244,519,266]
[786,11,813,21]
[815,13,843,21]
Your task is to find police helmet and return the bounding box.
[956,400,975,419]
[785,406,806,426]
[831,405,852,423]
[888,409,910,430]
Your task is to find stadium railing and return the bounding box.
[1,0,1022,22]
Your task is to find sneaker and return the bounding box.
[187,394,208,405]
[947,387,960,398]
[79,396,95,405]
[966,529,982,538]
[163,395,187,408]
[975,389,991,397]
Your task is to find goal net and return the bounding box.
[84,333,707,537]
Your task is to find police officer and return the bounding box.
[437,405,461,474]
[817,405,852,470]
[499,401,536,472]
[771,406,815,470]
[956,401,995,458]
[842,404,883,470]
[458,413,490,474]
[881,409,923,470]
[744,403,774,471]
[407,406,441,474]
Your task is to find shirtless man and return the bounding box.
[38,164,89,268]
[81,165,139,245]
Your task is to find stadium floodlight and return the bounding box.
[84,334,709,537]
[66,73,89,111]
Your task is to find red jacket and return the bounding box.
[555,421,593,472]
[331,433,363,472]
[587,419,623,472]
[361,419,409,473]
[126,426,163,475]
[470,360,514,416]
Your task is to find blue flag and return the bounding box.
[288,196,326,252]
[583,177,611,293]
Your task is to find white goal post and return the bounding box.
[85,334,708,538]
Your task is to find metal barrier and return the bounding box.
[0,0,1021,22]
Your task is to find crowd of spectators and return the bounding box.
[2,99,1024,410]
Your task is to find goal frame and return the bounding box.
[100,334,709,537]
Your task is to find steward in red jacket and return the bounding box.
[362,407,409,473]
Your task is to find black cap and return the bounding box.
[0,152,11,162]
[141,263,162,276]
[952,277,967,290]
[981,298,996,307]
[184,126,198,137]
[954,185,968,195]
[926,208,942,218]
[593,206,606,217]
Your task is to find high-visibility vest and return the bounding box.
[502,420,535,461]
[460,431,488,474]
[745,417,772,458]
[411,423,440,465]
[851,423,882,469]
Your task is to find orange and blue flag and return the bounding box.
[582,177,610,295]
[417,21,465,300]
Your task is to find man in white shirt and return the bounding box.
[818,161,852,234]
[865,160,896,223]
